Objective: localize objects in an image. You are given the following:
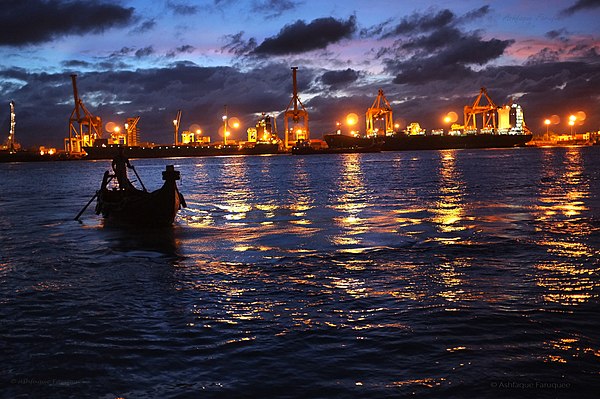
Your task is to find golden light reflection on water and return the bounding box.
[543,336,600,364]
[534,147,599,306]
[289,158,314,224]
[430,150,467,235]
[220,159,253,221]
[330,155,369,246]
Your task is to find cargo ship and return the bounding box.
[82,142,281,160]
[325,88,533,151]
[324,129,532,151]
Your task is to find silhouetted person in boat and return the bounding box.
[111,147,133,190]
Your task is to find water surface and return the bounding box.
[1,147,599,398]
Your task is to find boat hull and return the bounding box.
[83,143,281,160]
[324,133,533,151]
[95,167,185,227]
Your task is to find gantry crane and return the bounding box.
[173,110,182,145]
[366,89,394,136]
[283,67,309,148]
[125,116,140,146]
[463,87,498,132]
[66,74,102,154]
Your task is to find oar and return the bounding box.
[131,165,147,192]
[74,175,113,222]
[74,191,99,221]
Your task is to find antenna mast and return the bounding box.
[9,101,15,152]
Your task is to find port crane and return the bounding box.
[125,116,140,146]
[66,74,102,154]
[463,87,498,132]
[173,110,182,145]
[283,67,309,148]
[366,89,394,136]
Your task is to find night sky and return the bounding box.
[1,0,599,147]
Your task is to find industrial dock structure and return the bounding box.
[6,67,598,163]
[61,68,539,160]
[324,87,534,151]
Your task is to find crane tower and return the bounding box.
[283,67,309,148]
[463,87,498,132]
[65,74,102,154]
[125,116,140,146]
[366,89,394,137]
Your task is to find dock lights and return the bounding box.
[544,119,551,139]
[346,113,358,126]
[568,115,576,135]
[222,106,228,145]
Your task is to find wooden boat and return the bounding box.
[95,165,186,227]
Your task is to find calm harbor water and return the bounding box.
[1,146,599,398]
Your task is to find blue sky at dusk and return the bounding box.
[1,0,599,147]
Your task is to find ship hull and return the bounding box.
[324,133,532,151]
[83,143,281,160]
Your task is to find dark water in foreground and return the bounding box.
[1,147,599,398]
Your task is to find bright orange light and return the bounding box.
[196,129,201,135]
[346,112,358,126]
[445,111,458,123]
[544,119,551,125]
[568,120,575,126]
[228,117,240,129]
[569,115,576,122]
[114,126,120,133]
[105,121,116,133]
[576,111,587,121]
[173,119,178,126]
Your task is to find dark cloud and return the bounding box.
[135,46,155,58]
[131,19,156,34]
[167,45,196,58]
[222,32,258,56]
[459,5,491,21]
[526,48,561,65]
[561,0,600,15]
[384,9,454,37]
[321,69,359,87]
[110,47,135,57]
[545,28,570,41]
[377,8,513,84]
[166,0,199,15]
[251,0,297,19]
[62,60,92,69]
[253,16,357,55]
[0,0,134,46]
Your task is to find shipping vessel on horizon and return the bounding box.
[324,88,533,151]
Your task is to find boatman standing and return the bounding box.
[111,147,133,190]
